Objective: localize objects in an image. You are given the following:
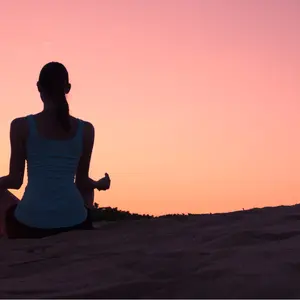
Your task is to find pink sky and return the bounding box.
[0,0,299,215]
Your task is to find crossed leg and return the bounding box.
[0,187,95,236]
[0,170,108,236]
[0,190,20,236]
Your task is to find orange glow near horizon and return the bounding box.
[0,0,300,216]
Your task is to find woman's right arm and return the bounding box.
[75,121,98,191]
[75,121,110,209]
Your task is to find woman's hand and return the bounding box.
[96,173,111,191]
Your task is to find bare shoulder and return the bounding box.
[77,119,95,151]
[82,121,95,143]
[11,116,27,127]
[74,118,94,135]
[10,117,29,138]
[70,116,95,142]
[83,120,94,132]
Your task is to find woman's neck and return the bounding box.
[43,101,56,112]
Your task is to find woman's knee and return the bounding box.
[0,190,20,236]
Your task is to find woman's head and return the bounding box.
[37,62,71,131]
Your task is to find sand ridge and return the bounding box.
[1,204,300,298]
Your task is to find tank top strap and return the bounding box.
[76,118,85,141]
[27,115,38,137]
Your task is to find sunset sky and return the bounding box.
[0,0,299,216]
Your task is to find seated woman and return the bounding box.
[0,62,111,239]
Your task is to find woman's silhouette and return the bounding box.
[0,62,110,238]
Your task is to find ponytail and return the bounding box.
[53,87,71,132]
[38,62,71,131]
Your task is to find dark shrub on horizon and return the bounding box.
[91,205,154,222]
[91,204,198,222]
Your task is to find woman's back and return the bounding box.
[14,113,88,229]
[0,62,110,238]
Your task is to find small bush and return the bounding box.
[91,205,154,222]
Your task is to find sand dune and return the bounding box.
[1,204,300,298]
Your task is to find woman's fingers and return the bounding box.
[105,173,111,184]
[96,173,111,191]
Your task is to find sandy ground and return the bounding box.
[1,205,300,298]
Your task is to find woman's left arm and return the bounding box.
[0,118,26,190]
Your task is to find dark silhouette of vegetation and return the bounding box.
[90,204,300,224]
[90,204,199,223]
[91,204,154,222]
